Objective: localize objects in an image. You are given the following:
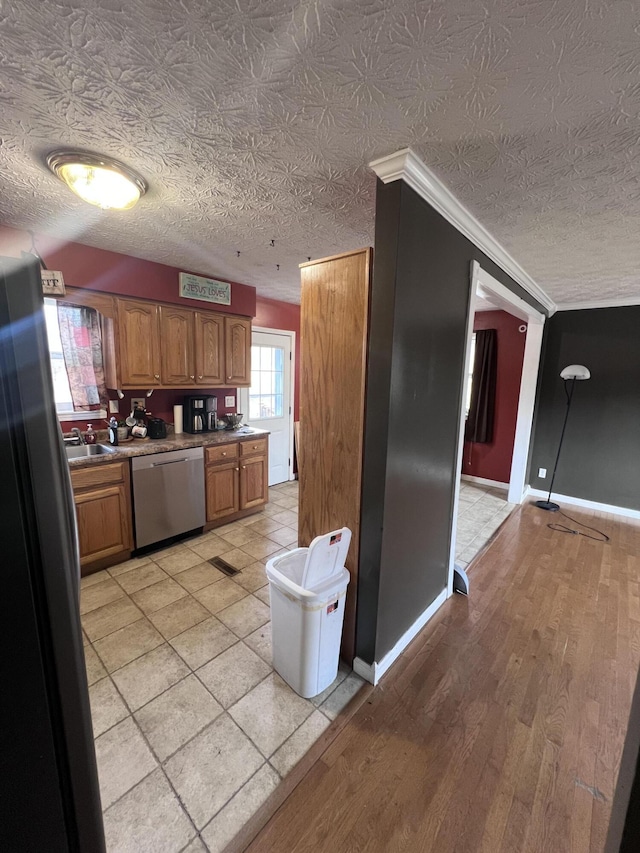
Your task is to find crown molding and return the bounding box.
[555,296,640,311]
[368,148,557,316]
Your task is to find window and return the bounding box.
[465,333,476,418]
[43,298,107,420]
[248,344,284,419]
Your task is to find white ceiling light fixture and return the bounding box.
[46,150,147,210]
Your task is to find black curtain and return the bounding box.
[465,328,497,444]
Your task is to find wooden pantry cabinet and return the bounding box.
[104,296,250,389]
[70,462,133,576]
[204,437,269,526]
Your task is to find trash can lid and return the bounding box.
[302,527,351,588]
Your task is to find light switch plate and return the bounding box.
[108,399,120,414]
[225,395,235,407]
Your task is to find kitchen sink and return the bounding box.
[65,443,117,460]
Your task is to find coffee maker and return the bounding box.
[183,395,217,433]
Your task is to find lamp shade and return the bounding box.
[560,364,590,380]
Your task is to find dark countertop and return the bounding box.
[67,427,270,470]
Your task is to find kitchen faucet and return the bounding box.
[70,427,84,445]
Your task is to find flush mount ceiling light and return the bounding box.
[46,150,147,210]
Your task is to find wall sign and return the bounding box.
[179,272,231,305]
[41,270,66,296]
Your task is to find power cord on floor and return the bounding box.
[547,509,610,542]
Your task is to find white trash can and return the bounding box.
[265,527,351,699]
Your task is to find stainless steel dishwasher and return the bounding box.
[131,446,205,548]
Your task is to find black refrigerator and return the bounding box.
[0,255,106,851]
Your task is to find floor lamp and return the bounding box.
[536,364,590,512]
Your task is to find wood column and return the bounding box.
[298,248,372,662]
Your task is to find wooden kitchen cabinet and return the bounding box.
[224,316,251,385]
[206,459,240,520]
[70,462,133,576]
[239,454,268,509]
[105,295,250,389]
[204,437,268,526]
[115,299,161,387]
[159,305,195,385]
[194,312,225,385]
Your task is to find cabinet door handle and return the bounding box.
[154,374,160,380]
[242,465,246,469]
[222,452,227,456]
[190,375,195,380]
[227,376,232,380]
[234,467,239,471]
[198,375,203,380]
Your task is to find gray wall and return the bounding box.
[356,179,545,664]
[529,307,640,510]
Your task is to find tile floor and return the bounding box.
[81,479,364,853]
[455,480,515,569]
[82,478,511,851]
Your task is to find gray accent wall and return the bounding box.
[356,179,545,665]
[529,307,640,511]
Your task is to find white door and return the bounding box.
[239,330,293,486]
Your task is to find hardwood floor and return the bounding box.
[244,503,640,853]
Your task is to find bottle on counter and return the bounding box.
[84,424,97,445]
[107,417,119,446]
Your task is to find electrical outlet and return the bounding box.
[108,399,120,414]
[538,467,547,478]
[225,395,235,407]
[131,397,145,411]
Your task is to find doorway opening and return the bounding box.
[239,327,295,486]
[448,262,546,595]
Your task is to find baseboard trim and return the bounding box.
[352,657,375,683]
[526,488,640,520]
[461,474,509,490]
[353,588,448,686]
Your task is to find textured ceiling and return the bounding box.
[1,0,639,306]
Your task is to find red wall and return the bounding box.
[462,310,526,484]
[0,225,256,316]
[254,295,301,420]
[0,225,299,430]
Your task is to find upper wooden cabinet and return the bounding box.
[160,305,195,385]
[195,312,225,386]
[225,316,251,385]
[116,299,161,387]
[105,296,251,389]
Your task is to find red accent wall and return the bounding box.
[254,295,301,420]
[462,310,526,484]
[0,226,298,431]
[0,225,256,316]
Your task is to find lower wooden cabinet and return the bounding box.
[206,460,240,520]
[205,438,268,524]
[70,462,133,575]
[239,454,268,509]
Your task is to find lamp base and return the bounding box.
[536,500,560,512]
